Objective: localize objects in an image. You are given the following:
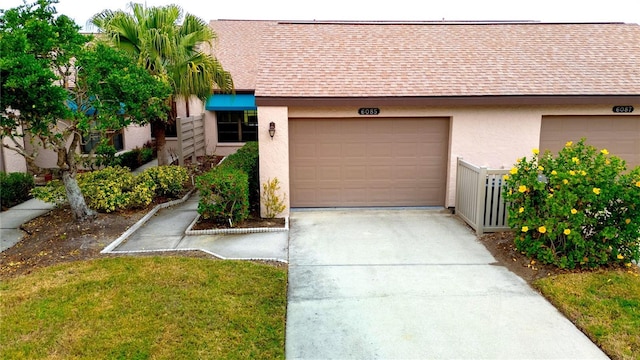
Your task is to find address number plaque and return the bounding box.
[358,108,380,115]
[612,105,634,113]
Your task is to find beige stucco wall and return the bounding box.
[258,106,290,217]
[258,103,629,210]
[123,124,151,150]
[2,136,27,173]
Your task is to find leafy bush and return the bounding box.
[32,166,157,212]
[196,167,249,226]
[503,139,640,269]
[219,142,259,209]
[0,172,34,208]
[112,143,157,170]
[142,165,189,197]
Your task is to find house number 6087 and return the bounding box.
[358,108,380,115]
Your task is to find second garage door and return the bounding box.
[289,117,449,207]
[540,116,640,169]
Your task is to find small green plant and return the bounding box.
[0,172,34,208]
[142,165,188,197]
[196,167,249,226]
[219,142,259,209]
[261,178,286,218]
[503,139,640,269]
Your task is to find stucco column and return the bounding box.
[258,106,290,218]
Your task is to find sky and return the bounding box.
[2,0,640,30]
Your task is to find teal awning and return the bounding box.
[205,94,256,111]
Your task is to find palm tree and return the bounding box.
[91,3,233,165]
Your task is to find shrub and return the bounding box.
[0,172,34,208]
[261,178,286,218]
[32,166,157,212]
[503,139,640,269]
[196,167,249,226]
[142,165,189,197]
[220,142,259,209]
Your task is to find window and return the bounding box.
[216,110,258,142]
[82,129,123,153]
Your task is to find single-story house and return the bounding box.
[200,20,639,217]
[3,20,638,218]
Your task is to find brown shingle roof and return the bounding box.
[209,20,278,91]
[210,21,640,98]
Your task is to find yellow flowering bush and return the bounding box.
[503,139,640,269]
[142,165,189,197]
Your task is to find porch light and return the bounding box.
[269,122,276,139]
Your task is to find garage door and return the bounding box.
[289,117,449,207]
[540,116,640,169]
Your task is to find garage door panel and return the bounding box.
[290,117,449,207]
[540,116,639,169]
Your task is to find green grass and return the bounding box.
[534,269,640,360]
[0,257,287,359]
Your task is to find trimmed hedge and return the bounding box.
[196,142,259,225]
[0,172,34,209]
[196,167,249,225]
[218,142,259,210]
[31,165,187,213]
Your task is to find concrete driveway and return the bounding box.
[286,209,607,360]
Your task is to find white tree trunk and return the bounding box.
[62,171,96,222]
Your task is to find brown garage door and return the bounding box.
[540,116,640,169]
[289,117,449,207]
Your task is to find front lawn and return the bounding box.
[0,257,287,359]
[535,269,640,360]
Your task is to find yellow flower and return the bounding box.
[532,148,539,155]
[605,159,610,165]
[569,170,576,176]
[565,141,573,147]
[548,193,554,198]
[521,226,529,232]
[572,157,580,164]
[617,254,624,260]
[519,207,524,213]
[571,208,578,214]
[503,174,509,180]
[636,180,640,187]
[538,165,544,171]
[580,170,586,176]
[538,226,547,234]
[563,229,571,235]
[551,170,557,175]
[510,167,518,175]
[518,185,527,193]
[593,187,601,195]
[625,218,631,224]
[601,149,609,155]
[563,179,569,185]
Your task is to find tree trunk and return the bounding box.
[153,119,168,165]
[62,170,96,222]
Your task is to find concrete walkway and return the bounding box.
[1,198,56,252]
[286,209,608,359]
[103,193,289,263]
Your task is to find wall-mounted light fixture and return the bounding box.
[269,121,276,139]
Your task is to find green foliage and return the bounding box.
[219,142,260,209]
[196,167,249,226]
[0,172,35,208]
[503,139,640,269]
[142,166,189,197]
[32,165,188,212]
[261,178,287,218]
[113,144,156,170]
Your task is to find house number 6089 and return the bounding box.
[358,108,380,115]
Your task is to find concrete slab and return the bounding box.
[286,209,608,360]
[178,232,288,261]
[0,208,52,229]
[132,209,195,236]
[289,209,495,265]
[116,235,184,251]
[0,228,24,252]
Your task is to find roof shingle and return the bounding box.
[209,21,640,98]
